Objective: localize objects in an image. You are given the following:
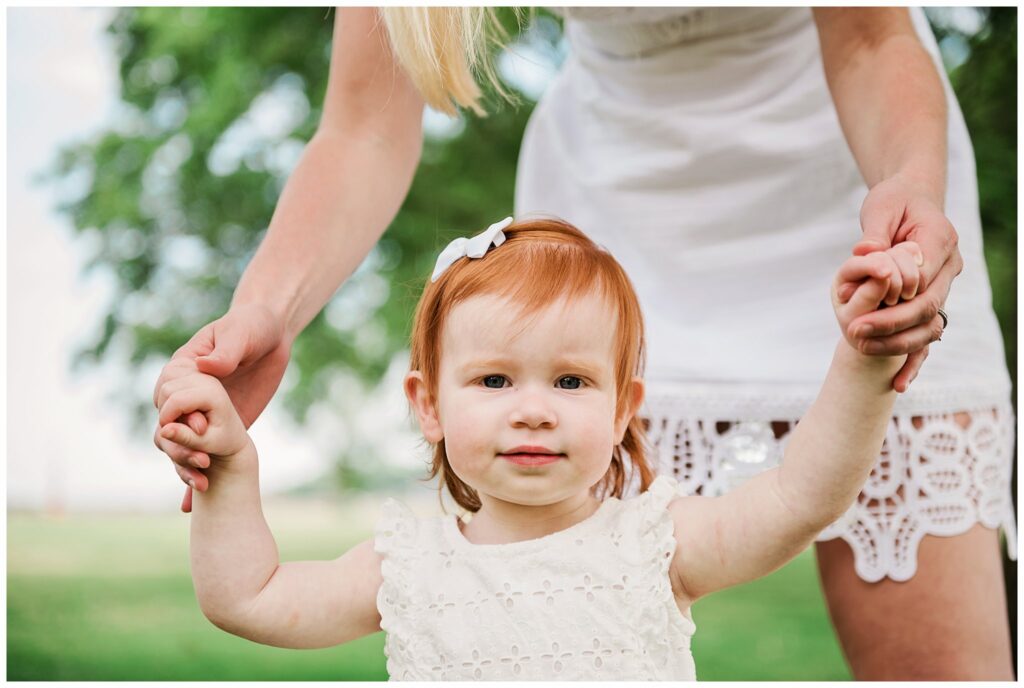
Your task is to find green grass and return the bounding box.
[8,502,850,681]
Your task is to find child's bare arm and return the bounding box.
[667,245,919,603]
[158,374,382,648]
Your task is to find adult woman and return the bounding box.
[153,7,1014,679]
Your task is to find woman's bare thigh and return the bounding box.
[814,523,1014,680]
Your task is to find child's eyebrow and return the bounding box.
[551,358,607,378]
[458,357,607,377]
[458,357,515,373]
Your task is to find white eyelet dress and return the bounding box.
[514,7,1016,582]
[374,476,695,680]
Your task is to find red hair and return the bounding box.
[408,218,654,512]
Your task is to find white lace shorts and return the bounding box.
[638,400,1017,582]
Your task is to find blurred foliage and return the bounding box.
[50,8,1015,481]
[48,7,547,438]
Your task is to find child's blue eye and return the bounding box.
[481,375,507,389]
[558,376,584,390]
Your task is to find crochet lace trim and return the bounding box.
[639,400,1017,582]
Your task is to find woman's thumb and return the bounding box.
[857,188,901,255]
[196,324,246,376]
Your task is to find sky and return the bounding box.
[6,7,426,512]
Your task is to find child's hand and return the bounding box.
[832,242,923,354]
[157,372,251,466]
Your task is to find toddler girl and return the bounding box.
[157,217,921,680]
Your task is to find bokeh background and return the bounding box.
[7,6,1016,680]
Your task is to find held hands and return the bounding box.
[152,303,290,511]
[157,372,253,477]
[836,175,962,391]
[832,242,925,358]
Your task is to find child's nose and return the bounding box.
[508,389,558,429]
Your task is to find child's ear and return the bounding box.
[404,371,443,443]
[614,376,645,444]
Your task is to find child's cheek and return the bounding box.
[438,397,494,484]
[574,401,618,479]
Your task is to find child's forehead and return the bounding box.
[442,292,617,361]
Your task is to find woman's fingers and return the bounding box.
[892,346,929,393]
[181,487,193,514]
[910,215,960,289]
[172,462,208,491]
[856,315,944,356]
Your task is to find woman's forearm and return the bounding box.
[190,442,279,630]
[814,9,948,207]
[232,121,423,342]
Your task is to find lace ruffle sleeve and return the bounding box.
[374,498,420,652]
[640,475,681,578]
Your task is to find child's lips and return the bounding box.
[499,451,565,466]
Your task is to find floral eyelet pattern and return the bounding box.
[374,476,696,679]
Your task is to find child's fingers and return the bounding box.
[889,248,920,301]
[154,374,195,413]
[158,388,213,427]
[152,357,197,408]
[160,422,206,451]
[837,254,894,284]
[882,260,904,306]
[156,427,210,469]
[845,276,889,320]
[835,281,857,304]
[888,242,923,301]
[185,410,208,435]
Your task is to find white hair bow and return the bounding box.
[431,216,514,283]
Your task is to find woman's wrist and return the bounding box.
[230,285,299,343]
[884,168,946,210]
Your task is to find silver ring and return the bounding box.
[937,308,948,331]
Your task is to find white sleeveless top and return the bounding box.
[516,7,1011,420]
[374,476,696,680]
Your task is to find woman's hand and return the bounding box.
[152,303,291,512]
[836,175,963,392]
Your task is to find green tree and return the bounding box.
[50,8,540,443]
